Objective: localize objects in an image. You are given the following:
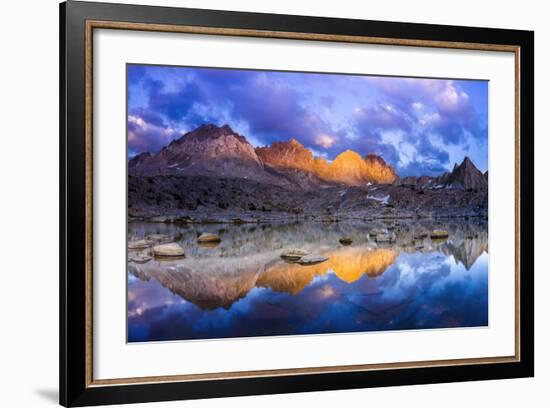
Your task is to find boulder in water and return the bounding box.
[128,239,151,250]
[129,254,152,264]
[281,249,308,261]
[375,232,396,243]
[369,228,388,236]
[146,233,172,243]
[153,243,185,257]
[197,232,222,243]
[297,254,328,265]
[150,216,171,223]
[430,229,449,239]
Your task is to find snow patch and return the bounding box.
[367,194,390,205]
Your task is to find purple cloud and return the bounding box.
[127,65,488,176]
[127,111,179,156]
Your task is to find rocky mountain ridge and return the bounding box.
[256,139,397,186]
[394,156,487,191]
[127,124,488,222]
[130,124,398,188]
[130,123,487,192]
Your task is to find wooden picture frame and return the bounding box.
[60,1,534,406]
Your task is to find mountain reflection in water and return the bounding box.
[127,220,488,342]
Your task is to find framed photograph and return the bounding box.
[60,1,534,406]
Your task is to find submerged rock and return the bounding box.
[375,232,396,243]
[430,229,449,239]
[413,232,428,239]
[369,228,388,236]
[150,216,170,223]
[153,243,185,257]
[339,237,353,245]
[297,254,329,265]
[197,233,222,243]
[129,254,152,264]
[146,233,172,243]
[281,249,308,262]
[198,241,221,248]
[128,239,151,250]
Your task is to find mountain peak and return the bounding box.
[135,123,261,176]
[334,150,363,162]
[132,124,398,186]
[192,123,236,136]
[363,153,398,183]
[364,153,388,166]
[289,138,303,147]
[256,138,314,172]
[173,123,251,146]
[257,141,397,185]
[128,151,152,168]
[461,156,475,167]
[447,156,487,190]
[220,124,235,133]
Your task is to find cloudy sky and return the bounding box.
[127,64,488,176]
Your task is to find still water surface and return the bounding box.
[127,220,488,342]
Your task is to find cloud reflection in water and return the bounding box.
[128,221,488,342]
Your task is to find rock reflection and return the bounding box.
[128,220,487,312]
[129,247,396,309]
[330,247,398,282]
[256,247,397,294]
[129,254,269,310]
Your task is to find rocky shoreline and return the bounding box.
[129,211,487,225]
[128,177,487,225]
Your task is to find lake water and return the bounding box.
[127,220,488,342]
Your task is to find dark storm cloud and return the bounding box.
[143,78,202,122]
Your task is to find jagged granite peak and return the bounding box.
[171,123,248,146]
[130,124,397,187]
[463,156,474,165]
[147,123,262,169]
[331,150,365,169]
[319,150,397,185]
[394,157,487,191]
[256,138,315,172]
[364,153,389,166]
[128,151,152,168]
[363,153,398,184]
[446,156,487,191]
[257,144,397,185]
[325,150,368,185]
[334,149,364,163]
